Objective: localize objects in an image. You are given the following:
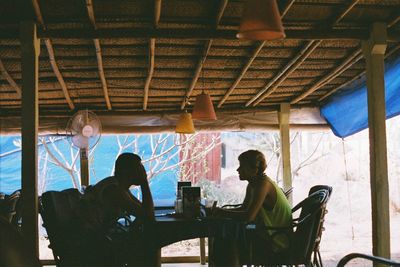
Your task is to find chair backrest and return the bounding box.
[40,188,116,266]
[308,185,332,265]
[1,189,21,223]
[291,189,330,262]
[10,189,22,227]
[40,189,84,265]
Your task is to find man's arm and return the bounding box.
[140,181,155,221]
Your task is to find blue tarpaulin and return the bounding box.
[320,56,400,138]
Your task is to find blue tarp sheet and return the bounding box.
[320,56,400,138]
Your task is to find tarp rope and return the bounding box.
[342,138,355,241]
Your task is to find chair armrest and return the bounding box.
[221,204,242,209]
[337,253,400,267]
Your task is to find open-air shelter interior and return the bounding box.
[1,0,400,265]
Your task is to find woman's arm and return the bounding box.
[214,179,271,222]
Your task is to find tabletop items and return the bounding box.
[175,181,202,218]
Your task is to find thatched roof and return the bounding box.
[0,0,400,132]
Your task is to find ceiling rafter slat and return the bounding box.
[0,59,21,97]
[143,0,161,110]
[253,0,364,106]
[217,41,265,108]
[249,40,321,106]
[218,0,296,108]
[86,0,112,110]
[291,48,363,104]
[180,0,228,109]
[319,43,400,102]
[32,0,75,110]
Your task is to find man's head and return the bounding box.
[237,150,267,180]
[115,153,146,186]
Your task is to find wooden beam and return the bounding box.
[180,1,227,109]
[143,38,155,110]
[362,22,390,260]
[217,42,265,108]
[249,40,321,106]
[45,39,75,110]
[330,0,360,26]
[388,12,400,28]
[218,1,297,108]
[215,0,228,26]
[280,0,296,18]
[250,1,362,106]
[86,0,112,110]
[143,0,161,110]
[278,103,292,205]
[4,28,376,41]
[20,20,40,259]
[32,0,75,110]
[318,43,400,102]
[94,39,112,110]
[291,48,362,104]
[180,41,212,109]
[0,58,21,97]
[154,0,162,26]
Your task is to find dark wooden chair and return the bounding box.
[244,188,331,267]
[0,216,41,267]
[40,188,118,267]
[337,253,400,266]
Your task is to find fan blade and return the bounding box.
[72,135,89,149]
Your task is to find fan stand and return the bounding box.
[80,147,89,187]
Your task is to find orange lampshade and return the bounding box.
[237,0,285,40]
[175,111,195,134]
[191,92,217,120]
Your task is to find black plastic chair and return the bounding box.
[245,188,331,267]
[337,253,400,266]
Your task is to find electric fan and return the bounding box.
[65,110,102,187]
[66,110,102,150]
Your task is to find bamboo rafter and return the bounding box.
[143,0,161,110]
[252,0,362,106]
[32,0,75,110]
[86,0,112,110]
[249,41,321,106]
[180,0,228,109]
[218,0,297,108]
[291,49,363,104]
[0,59,21,97]
[319,43,400,102]
[217,42,265,108]
[315,8,400,103]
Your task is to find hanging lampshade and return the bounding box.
[175,111,195,134]
[237,0,285,40]
[191,92,217,120]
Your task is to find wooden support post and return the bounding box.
[20,21,40,258]
[362,22,390,262]
[80,148,89,187]
[278,103,292,204]
[199,237,206,265]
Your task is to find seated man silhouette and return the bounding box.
[210,150,292,266]
[81,152,159,266]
